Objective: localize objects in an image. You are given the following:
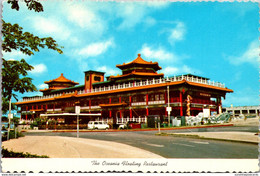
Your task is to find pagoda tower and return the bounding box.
[108,54,164,83]
[40,73,79,95]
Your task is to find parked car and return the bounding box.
[118,123,127,129]
[87,121,109,130]
[127,121,141,129]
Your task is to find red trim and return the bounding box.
[130,109,132,118]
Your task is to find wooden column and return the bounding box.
[109,110,112,118]
[146,108,149,116]
[146,94,148,105]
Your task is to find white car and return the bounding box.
[87,121,109,130]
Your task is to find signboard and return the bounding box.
[75,106,80,115]
[203,108,210,118]
[166,107,172,112]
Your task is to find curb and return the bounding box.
[155,133,259,145]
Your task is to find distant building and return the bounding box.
[223,105,260,117]
[16,54,233,127]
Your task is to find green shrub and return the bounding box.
[2,147,49,158]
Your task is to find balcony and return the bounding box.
[20,75,226,102]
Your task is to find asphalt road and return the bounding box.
[25,126,258,159]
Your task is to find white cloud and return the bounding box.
[30,64,47,74]
[38,84,48,89]
[65,4,105,34]
[116,2,169,30]
[96,66,121,76]
[3,50,29,60]
[77,39,114,58]
[139,44,175,61]
[168,21,186,45]
[162,65,199,76]
[29,16,71,40]
[228,40,259,65]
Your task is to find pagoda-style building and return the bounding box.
[16,54,233,129]
[40,73,79,95]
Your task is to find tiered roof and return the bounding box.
[108,54,163,81]
[116,53,162,71]
[40,73,79,92]
[44,73,79,85]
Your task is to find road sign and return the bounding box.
[75,106,80,115]
[166,107,172,112]
[8,114,13,119]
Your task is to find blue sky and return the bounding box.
[3,1,259,107]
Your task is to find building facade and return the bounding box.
[223,105,260,118]
[16,54,233,127]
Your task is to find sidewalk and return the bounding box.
[162,131,259,144]
[2,136,163,158]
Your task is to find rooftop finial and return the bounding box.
[138,53,141,57]
[61,73,63,76]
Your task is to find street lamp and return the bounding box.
[75,102,80,138]
[166,78,171,127]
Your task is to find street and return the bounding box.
[24,126,258,159]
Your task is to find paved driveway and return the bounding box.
[25,129,258,158]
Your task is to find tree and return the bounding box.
[2,58,37,114]
[2,2,63,114]
[2,0,62,139]
[2,0,63,139]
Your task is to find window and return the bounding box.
[149,94,154,101]
[86,76,89,81]
[94,76,101,81]
[160,93,165,100]
[155,94,160,101]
